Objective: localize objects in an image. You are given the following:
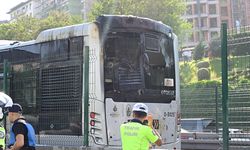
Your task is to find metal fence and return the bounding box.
[181,84,250,149]
[181,25,250,149]
[181,85,250,129]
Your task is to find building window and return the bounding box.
[186,5,192,15]
[194,4,206,14]
[196,32,200,41]
[194,5,198,14]
[221,7,228,16]
[201,18,207,27]
[209,4,216,14]
[195,18,199,28]
[202,31,208,41]
[200,4,206,14]
[210,18,217,27]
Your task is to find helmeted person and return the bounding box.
[0,92,14,150]
[7,103,36,150]
[120,103,162,150]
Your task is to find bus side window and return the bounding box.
[41,39,69,62]
[69,37,83,59]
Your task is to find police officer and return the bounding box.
[120,103,162,150]
[0,92,14,150]
[7,103,36,150]
[0,125,5,150]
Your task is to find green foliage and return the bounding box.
[179,62,197,85]
[229,67,250,81]
[230,43,250,56]
[193,42,205,60]
[245,68,250,79]
[197,68,210,81]
[180,56,250,87]
[181,80,221,88]
[196,61,210,69]
[0,11,83,41]
[239,78,250,84]
[228,32,250,56]
[209,38,221,57]
[88,0,191,40]
[227,55,250,75]
[35,11,83,38]
[0,16,39,41]
[210,58,221,78]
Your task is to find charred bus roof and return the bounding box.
[96,15,173,35]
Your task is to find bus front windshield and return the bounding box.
[104,32,175,103]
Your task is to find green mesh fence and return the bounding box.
[227,27,250,146]
[181,86,222,133]
[181,26,250,148]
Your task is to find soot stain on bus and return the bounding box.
[98,15,176,103]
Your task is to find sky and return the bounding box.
[0,0,27,21]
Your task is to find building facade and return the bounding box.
[219,0,232,29]
[246,1,250,27]
[182,0,250,48]
[8,0,83,21]
[231,0,250,28]
[183,0,224,48]
[7,0,38,20]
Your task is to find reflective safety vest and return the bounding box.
[120,119,158,150]
[0,126,5,150]
[9,120,36,148]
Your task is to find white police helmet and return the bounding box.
[132,103,148,114]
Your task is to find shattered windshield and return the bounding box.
[144,34,175,89]
[104,32,175,102]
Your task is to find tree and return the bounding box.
[209,38,221,58]
[88,0,191,38]
[0,17,39,41]
[37,11,83,35]
[0,11,83,41]
[193,42,205,60]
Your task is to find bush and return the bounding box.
[230,42,250,56]
[209,38,221,57]
[193,42,205,60]
[239,78,250,84]
[197,61,210,69]
[180,63,193,83]
[197,68,210,81]
[182,80,221,88]
[243,68,250,79]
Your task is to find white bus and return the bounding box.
[0,15,180,149]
